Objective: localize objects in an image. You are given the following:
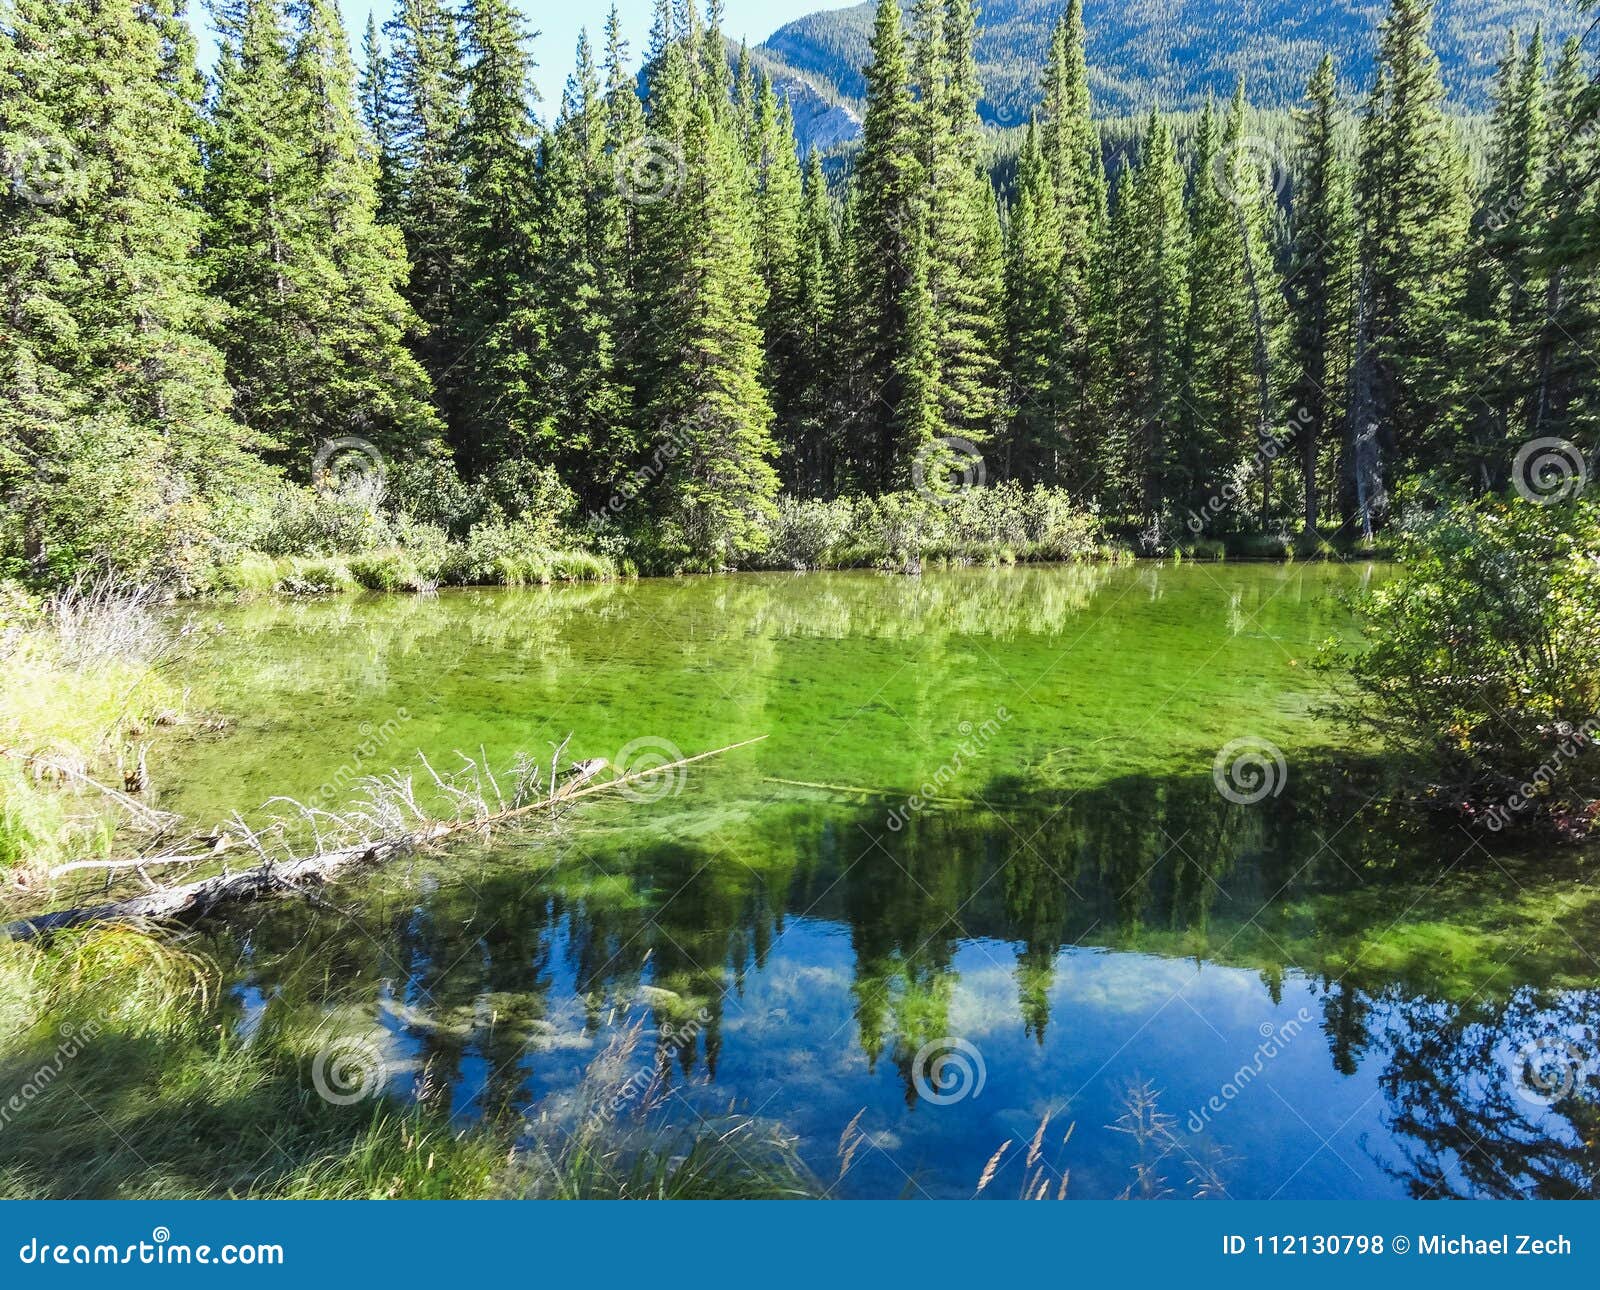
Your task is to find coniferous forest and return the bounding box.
[5,0,1600,1210]
[1,0,1595,586]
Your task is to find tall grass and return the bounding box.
[0,929,816,1200]
[0,578,180,882]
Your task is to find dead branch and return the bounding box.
[4,736,766,942]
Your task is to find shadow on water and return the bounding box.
[203,757,1600,1199]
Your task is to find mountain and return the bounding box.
[747,46,865,152]
[758,0,1583,140]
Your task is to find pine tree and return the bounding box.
[1529,37,1599,447]
[635,38,777,565]
[453,0,544,471]
[926,0,1003,447]
[382,0,464,411]
[786,148,841,493]
[751,78,808,485]
[358,13,401,222]
[540,30,634,507]
[1287,53,1356,533]
[1,0,265,582]
[204,0,440,471]
[1182,97,1251,520]
[1123,112,1190,524]
[1003,119,1064,480]
[1223,81,1291,528]
[848,0,927,491]
[1349,0,1472,524]
[1460,28,1548,490]
[1039,0,1107,492]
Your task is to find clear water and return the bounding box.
[162,563,1600,1199]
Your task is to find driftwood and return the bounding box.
[4,736,766,943]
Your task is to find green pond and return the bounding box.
[160,562,1600,1199]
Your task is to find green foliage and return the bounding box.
[752,483,1104,571]
[1333,496,1600,829]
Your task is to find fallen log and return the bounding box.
[4,736,765,942]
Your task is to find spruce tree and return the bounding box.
[383,0,465,412]
[453,0,544,471]
[1530,37,1599,447]
[540,30,634,507]
[1350,0,1471,523]
[1,0,264,582]
[204,0,440,471]
[786,148,841,493]
[1288,54,1356,533]
[1039,0,1107,491]
[1125,112,1190,525]
[1461,28,1548,490]
[849,0,927,491]
[1003,119,1064,480]
[635,39,777,565]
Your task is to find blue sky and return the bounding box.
[190,1,848,108]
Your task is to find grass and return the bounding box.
[0,928,816,1200]
[0,578,179,883]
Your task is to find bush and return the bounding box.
[1329,495,1600,833]
[746,484,1103,573]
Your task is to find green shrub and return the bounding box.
[1328,495,1600,833]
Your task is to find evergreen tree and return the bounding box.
[751,78,808,485]
[635,38,778,565]
[453,0,544,471]
[1530,36,1599,447]
[1287,54,1356,533]
[1003,118,1064,480]
[926,0,1003,448]
[1122,112,1190,525]
[203,0,440,471]
[1,0,264,582]
[1350,0,1472,525]
[786,148,842,493]
[1039,0,1107,492]
[849,0,928,490]
[358,13,400,222]
[540,30,634,507]
[1461,28,1548,490]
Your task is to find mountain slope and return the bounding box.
[759,0,1583,129]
